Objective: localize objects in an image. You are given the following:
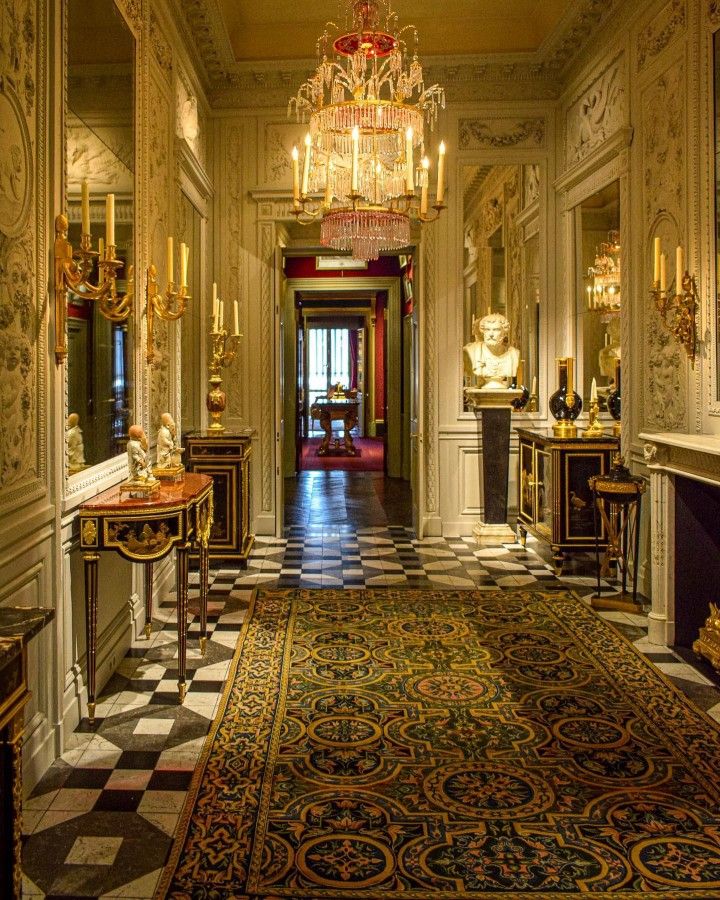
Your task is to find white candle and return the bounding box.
[437,141,446,204]
[234,299,239,336]
[676,244,683,285]
[301,132,311,197]
[405,127,414,194]
[586,284,592,309]
[291,146,300,206]
[218,299,223,331]
[180,242,188,287]
[212,281,217,308]
[98,237,104,277]
[590,377,597,402]
[653,236,661,284]
[660,252,667,293]
[531,375,537,397]
[351,126,360,194]
[420,157,429,215]
[167,236,174,284]
[81,180,90,235]
[106,193,115,246]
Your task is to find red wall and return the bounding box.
[284,256,402,278]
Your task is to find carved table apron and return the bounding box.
[79,473,213,722]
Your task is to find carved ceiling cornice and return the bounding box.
[171,0,625,108]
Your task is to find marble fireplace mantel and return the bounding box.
[640,431,720,646]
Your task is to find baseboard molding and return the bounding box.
[22,714,57,794]
[423,515,443,536]
[255,513,277,535]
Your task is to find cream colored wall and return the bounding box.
[0,0,212,790]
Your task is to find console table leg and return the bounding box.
[176,543,189,702]
[144,561,153,639]
[198,533,209,656]
[83,552,99,723]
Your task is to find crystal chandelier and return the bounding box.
[586,230,621,312]
[288,0,446,260]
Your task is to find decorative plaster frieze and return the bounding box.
[637,0,686,72]
[566,58,625,166]
[710,1,720,25]
[264,123,305,187]
[116,0,142,33]
[459,118,545,151]
[524,165,540,208]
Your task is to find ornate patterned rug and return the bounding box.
[158,589,720,899]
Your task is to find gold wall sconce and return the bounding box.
[650,239,697,366]
[206,283,242,433]
[54,187,132,363]
[146,237,191,365]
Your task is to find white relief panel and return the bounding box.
[566,56,626,166]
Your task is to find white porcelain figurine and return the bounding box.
[66,412,86,471]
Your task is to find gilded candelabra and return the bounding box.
[54,212,132,363]
[146,239,191,365]
[207,315,241,433]
[650,239,697,366]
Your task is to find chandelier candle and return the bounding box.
[288,0,447,260]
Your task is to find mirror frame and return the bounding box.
[458,155,550,418]
[63,0,142,505]
[556,130,631,427]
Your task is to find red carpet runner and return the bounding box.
[299,437,385,471]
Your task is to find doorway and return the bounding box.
[278,258,419,533]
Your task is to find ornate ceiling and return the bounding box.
[170,0,622,107]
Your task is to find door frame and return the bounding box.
[279,274,407,482]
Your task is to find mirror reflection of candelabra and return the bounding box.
[207,283,242,433]
[586,230,621,313]
[55,182,133,363]
[146,237,191,365]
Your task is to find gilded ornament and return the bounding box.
[82,518,98,546]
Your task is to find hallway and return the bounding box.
[22,528,720,898]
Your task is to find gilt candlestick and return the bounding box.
[207,321,241,433]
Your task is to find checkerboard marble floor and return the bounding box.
[22,526,720,899]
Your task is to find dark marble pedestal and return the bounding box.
[465,387,521,543]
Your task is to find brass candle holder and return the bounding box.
[207,321,241,433]
[583,397,605,438]
[146,263,191,365]
[650,271,697,366]
[54,213,132,363]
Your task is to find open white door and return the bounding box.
[410,253,425,537]
[274,245,285,537]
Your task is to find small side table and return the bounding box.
[79,473,213,721]
[589,455,646,613]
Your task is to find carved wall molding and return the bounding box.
[459,118,545,151]
[259,223,274,512]
[0,0,47,514]
[566,56,626,166]
[150,8,173,77]
[116,0,143,35]
[637,0,686,72]
[263,122,305,187]
[710,1,720,25]
[224,124,244,423]
[423,227,438,515]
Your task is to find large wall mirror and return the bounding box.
[65,0,135,473]
[574,180,620,408]
[462,164,540,407]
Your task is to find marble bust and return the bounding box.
[463,313,520,390]
[156,412,179,468]
[66,412,85,470]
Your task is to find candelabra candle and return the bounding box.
[649,238,697,365]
